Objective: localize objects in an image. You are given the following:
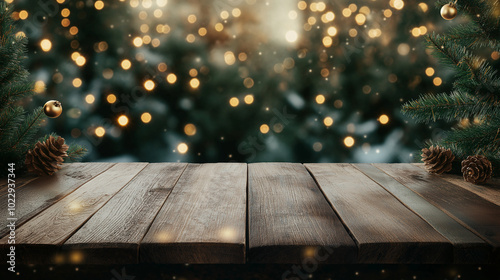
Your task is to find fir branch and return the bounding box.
[402,91,500,123]
[8,107,45,153]
[65,144,88,163]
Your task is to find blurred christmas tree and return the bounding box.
[402,0,500,175]
[0,2,86,176]
[11,0,472,164]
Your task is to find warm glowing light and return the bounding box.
[70,251,83,264]
[393,0,404,10]
[75,56,86,66]
[219,227,237,242]
[433,77,442,86]
[315,94,325,104]
[397,43,410,56]
[244,94,254,104]
[323,117,334,127]
[121,59,132,70]
[384,9,393,18]
[95,127,106,137]
[94,0,104,10]
[61,8,70,17]
[85,94,95,104]
[418,3,428,12]
[260,124,270,134]
[73,78,82,88]
[167,73,177,84]
[224,51,236,65]
[117,115,129,126]
[144,80,156,91]
[215,23,224,32]
[229,97,239,107]
[19,10,28,20]
[177,143,188,154]
[322,36,332,47]
[69,26,79,35]
[40,39,52,52]
[34,81,45,94]
[190,78,200,89]
[198,27,207,36]
[187,14,197,23]
[232,8,241,17]
[355,14,366,25]
[220,10,229,19]
[133,37,143,47]
[327,26,337,36]
[425,67,435,76]
[186,34,196,43]
[184,124,197,136]
[141,112,152,123]
[379,114,389,125]
[107,94,117,104]
[285,30,298,43]
[344,136,355,147]
[342,8,352,17]
[298,1,307,10]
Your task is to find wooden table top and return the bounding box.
[1,163,499,265]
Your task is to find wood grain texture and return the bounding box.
[413,163,500,207]
[0,163,147,264]
[0,173,38,196]
[375,163,500,263]
[63,163,187,264]
[0,163,115,238]
[248,163,357,264]
[140,163,247,264]
[355,164,491,263]
[306,163,452,263]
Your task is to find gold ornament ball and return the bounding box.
[441,3,457,20]
[43,100,63,118]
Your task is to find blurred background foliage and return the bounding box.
[9,0,496,163]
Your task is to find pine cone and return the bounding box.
[25,136,69,176]
[461,155,493,185]
[421,145,455,174]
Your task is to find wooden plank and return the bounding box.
[0,163,115,238]
[63,163,187,264]
[355,164,491,263]
[374,163,500,263]
[140,163,247,264]
[413,163,500,207]
[0,173,38,196]
[305,163,452,263]
[248,163,357,264]
[0,163,148,264]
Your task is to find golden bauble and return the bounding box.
[43,100,63,118]
[441,3,457,20]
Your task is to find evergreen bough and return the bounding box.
[402,0,500,176]
[0,3,86,176]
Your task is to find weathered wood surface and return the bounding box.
[374,163,500,262]
[413,163,500,207]
[248,163,357,263]
[306,163,452,263]
[63,163,187,264]
[0,163,115,238]
[0,163,147,264]
[355,164,491,263]
[140,163,247,264]
[2,162,499,265]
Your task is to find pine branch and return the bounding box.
[402,91,500,123]
[442,119,500,155]
[8,107,46,154]
[65,144,88,163]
